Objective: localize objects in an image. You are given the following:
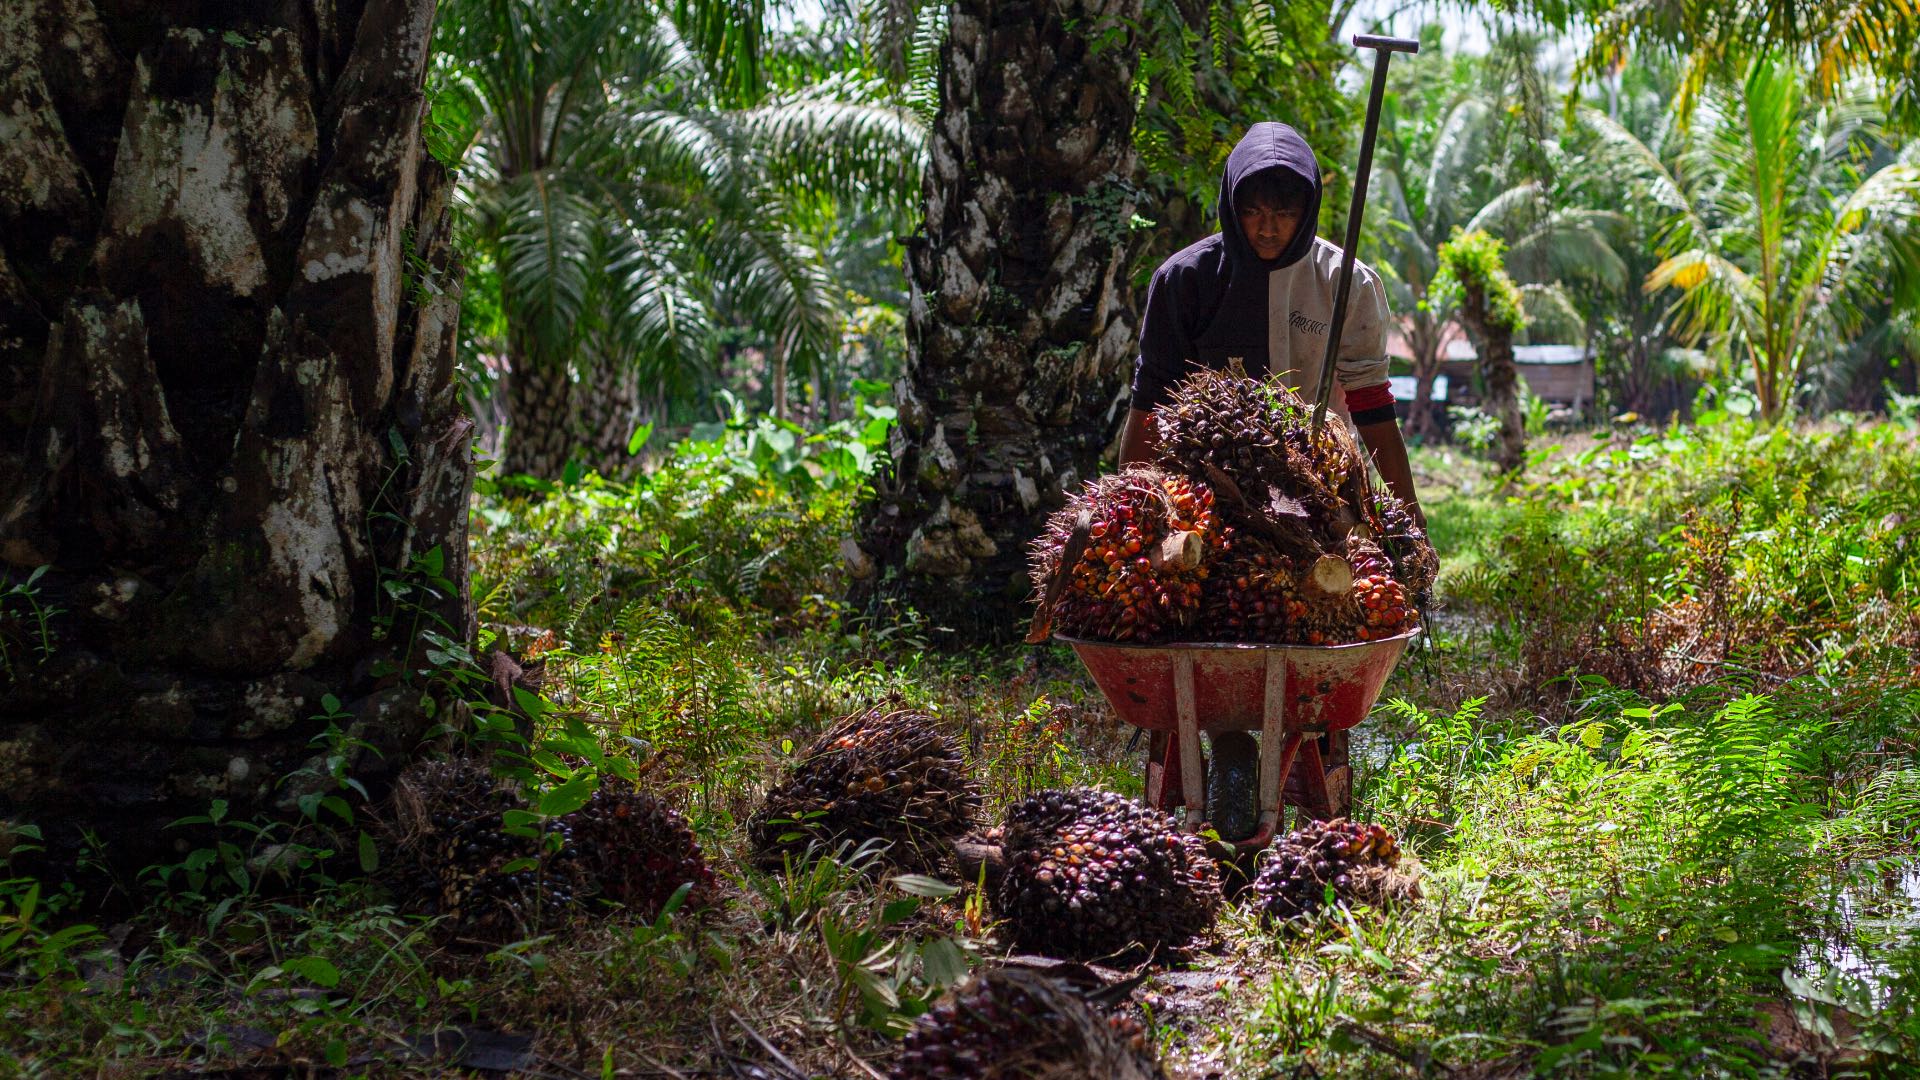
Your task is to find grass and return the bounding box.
[3,415,1917,1077]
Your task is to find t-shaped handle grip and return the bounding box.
[1354,34,1420,53]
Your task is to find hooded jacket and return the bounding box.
[1130,122,1395,423]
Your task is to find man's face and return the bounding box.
[1238,197,1307,261]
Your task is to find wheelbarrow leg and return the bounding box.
[1174,651,1206,832]
[1146,730,1184,812]
[1321,730,1352,819]
[1289,736,1353,820]
[1234,650,1297,850]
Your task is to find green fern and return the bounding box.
[903,0,946,129]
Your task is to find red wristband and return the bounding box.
[1343,382,1395,412]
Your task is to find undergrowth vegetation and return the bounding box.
[3,417,1916,1077]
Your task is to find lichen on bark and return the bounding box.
[0,0,471,871]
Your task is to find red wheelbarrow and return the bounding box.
[1059,631,1417,851]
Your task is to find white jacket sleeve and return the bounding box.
[1334,261,1392,390]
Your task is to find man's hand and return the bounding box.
[1354,415,1423,525]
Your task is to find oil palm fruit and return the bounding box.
[749,702,980,870]
[1251,818,1407,925]
[1197,536,1298,641]
[436,809,581,942]
[894,966,1169,1080]
[567,786,717,917]
[380,757,497,909]
[995,789,1221,959]
[1351,564,1418,640]
[1029,468,1222,642]
[382,758,584,941]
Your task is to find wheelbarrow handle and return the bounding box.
[1311,34,1420,437]
[1354,33,1420,53]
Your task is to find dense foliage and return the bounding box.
[7,0,1920,1076]
[8,412,1918,1075]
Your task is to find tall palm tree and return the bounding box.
[1373,93,1492,437]
[1,0,468,865]
[1586,57,1920,420]
[1563,1,1920,123]
[1436,231,1530,474]
[855,0,1147,636]
[1562,56,1698,415]
[435,0,924,478]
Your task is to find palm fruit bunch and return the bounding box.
[749,702,981,870]
[995,788,1222,959]
[1199,542,1365,646]
[1340,537,1417,642]
[566,786,717,918]
[1197,536,1298,641]
[381,758,504,901]
[380,757,586,942]
[1152,365,1360,529]
[1028,468,1222,643]
[436,806,582,941]
[893,967,1169,1080]
[1368,490,1439,608]
[1251,818,1410,925]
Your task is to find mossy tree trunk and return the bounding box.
[0,0,470,865]
[1455,281,1526,475]
[856,0,1145,637]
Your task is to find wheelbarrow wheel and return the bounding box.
[1205,731,1260,842]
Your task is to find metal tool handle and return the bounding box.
[1311,33,1420,437]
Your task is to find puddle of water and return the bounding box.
[1793,859,1920,1009]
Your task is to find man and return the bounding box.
[1118,122,1423,526]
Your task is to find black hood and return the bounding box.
[1129,122,1329,406]
[1218,121,1322,271]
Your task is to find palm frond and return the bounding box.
[1648,248,1761,347]
[1464,181,1546,237]
[736,73,927,206]
[1518,283,1586,342]
[600,226,715,396]
[904,0,947,127]
[1425,99,1491,231]
[1794,160,1920,346]
[1372,167,1437,286]
[1510,216,1631,293]
[673,0,766,104]
[615,108,738,193]
[705,194,843,369]
[495,175,601,364]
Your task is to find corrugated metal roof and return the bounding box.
[1513,344,1590,364]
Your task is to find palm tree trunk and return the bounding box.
[1456,283,1526,474]
[1407,316,1442,439]
[770,337,790,423]
[818,353,843,424]
[0,0,469,867]
[502,354,576,479]
[1753,341,1782,422]
[576,361,639,478]
[854,0,1145,637]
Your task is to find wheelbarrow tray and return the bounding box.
[1058,631,1417,735]
[1057,630,1418,849]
